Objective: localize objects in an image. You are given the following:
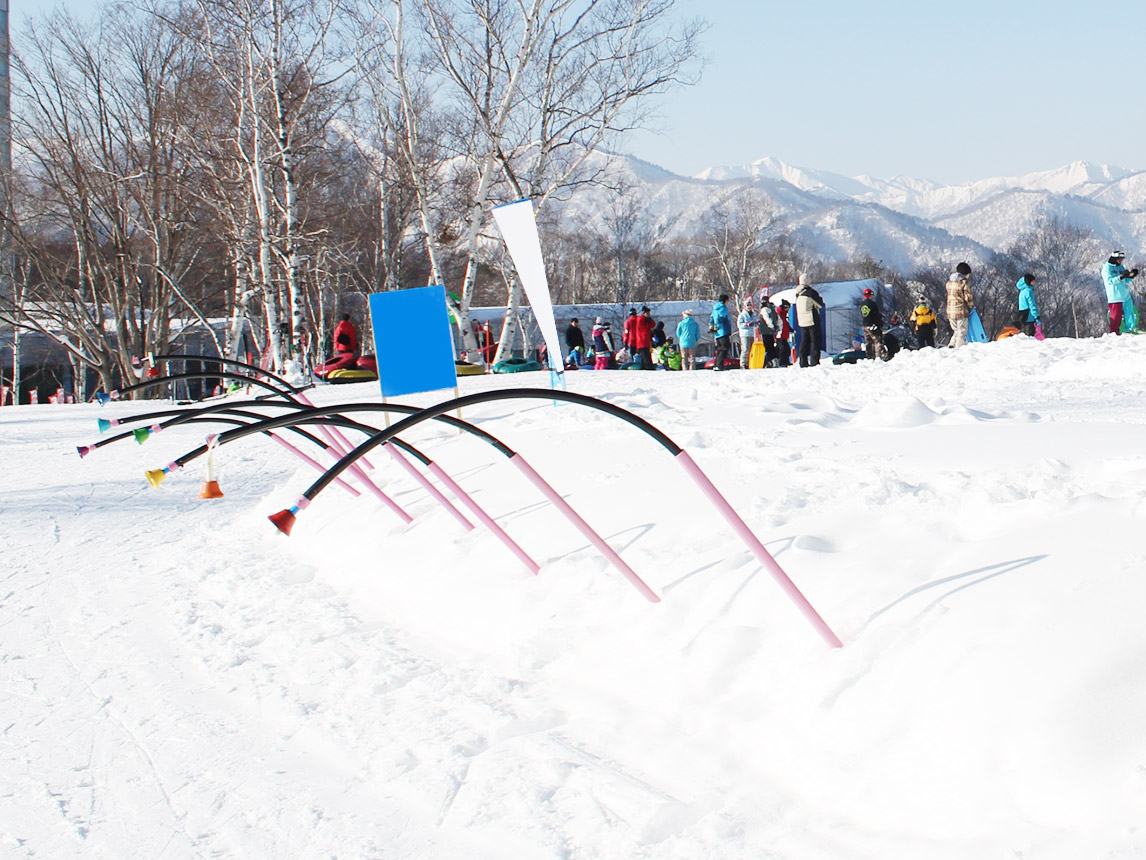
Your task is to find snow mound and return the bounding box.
[850,395,939,428]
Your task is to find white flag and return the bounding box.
[491,198,563,373]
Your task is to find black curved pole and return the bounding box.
[301,388,680,503]
[154,401,516,472]
[149,353,306,394]
[100,370,304,402]
[84,396,449,472]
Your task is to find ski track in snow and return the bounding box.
[4,335,1146,858]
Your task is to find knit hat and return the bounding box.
[683,309,693,316]
[1112,250,1126,258]
[798,274,811,286]
[594,316,604,325]
[956,261,972,276]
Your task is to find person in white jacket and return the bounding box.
[795,274,824,367]
[736,298,759,369]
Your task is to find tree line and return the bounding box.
[0,0,1117,401]
[0,0,703,396]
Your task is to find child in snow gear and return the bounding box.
[591,318,614,370]
[1102,252,1137,334]
[1015,274,1042,336]
[775,300,793,366]
[859,287,889,360]
[910,297,937,348]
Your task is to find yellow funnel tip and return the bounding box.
[145,469,167,488]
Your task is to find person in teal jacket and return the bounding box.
[1015,273,1041,336]
[1102,251,1138,334]
[676,309,701,370]
[710,294,732,371]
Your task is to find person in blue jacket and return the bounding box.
[676,309,701,370]
[1102,251,1138,334]
[710,294,732,371]
[1015,273,1041,336]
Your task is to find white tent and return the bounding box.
[768,278,889,354]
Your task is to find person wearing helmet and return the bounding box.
[1015,274,1042,336]
[859,286,888,360]
[910,296,937,348]
[946,262,975,348]
[1102,251,1138,334]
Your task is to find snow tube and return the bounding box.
[326,369,378,383]
[315,353,357,378]
[356,354,377,372]
[492,358,542,374]
[996,326,1020,341]
[702,357,739,370]
[832,349,866,365]
[455,361,486,376]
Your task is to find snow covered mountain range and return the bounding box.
[559,154,1146,273]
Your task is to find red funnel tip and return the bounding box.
[268,509,296,536]
[77,445,91,458]
[198,480,225,499]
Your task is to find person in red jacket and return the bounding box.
[622,308,639,358]
[635,305,655,369]
[332,314,358,356]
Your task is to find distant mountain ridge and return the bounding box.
[556,152,1146,274]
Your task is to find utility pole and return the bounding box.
[0,0,14,405]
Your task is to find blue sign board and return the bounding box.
[369,286,458,397]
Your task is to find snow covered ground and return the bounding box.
[4,333,1146,859]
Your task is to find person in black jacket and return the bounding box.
[564,318,585,359]
[859,287,888,360]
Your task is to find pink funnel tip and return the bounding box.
[77,445,91,458]
[268,509,297,536]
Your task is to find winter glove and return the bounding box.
[1132,268,1140,278]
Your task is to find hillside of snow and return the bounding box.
[558,151,1146,271]
[5,333,1146,858]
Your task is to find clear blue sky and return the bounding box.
[624,0,1146,183]
[16,0,1146,185]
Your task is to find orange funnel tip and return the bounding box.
[268,509,296,536]
[132,428,151,444]
[198,480,224,499]
[145,468,167,489]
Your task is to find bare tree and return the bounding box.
[698,184,780,302]
[1008,215,1104,337]
[419,0,704,355]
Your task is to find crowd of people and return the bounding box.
[321,253,1142,375]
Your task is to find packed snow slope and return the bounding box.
[5,334,1146,859]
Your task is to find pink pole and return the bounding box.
[510,454,659,602]
[427,461,541,575]
[384,445,474,532]
[267,433,361,497]
[295,392,378,472]
[347,458,413,525]
[675,450,843,648]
